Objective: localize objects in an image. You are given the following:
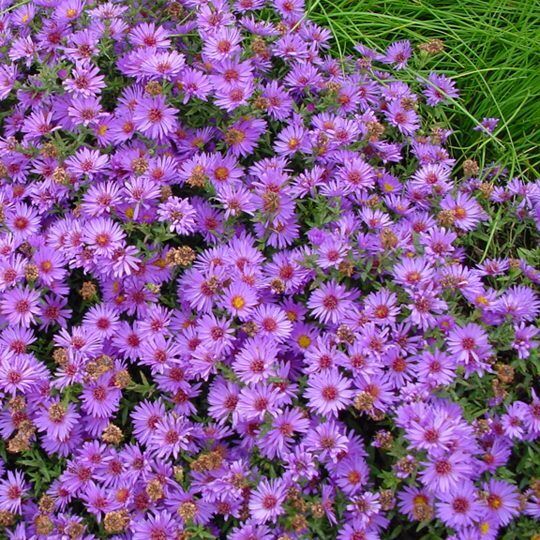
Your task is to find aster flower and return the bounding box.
[141,50,186,80]
[480,479,521,526]
[304,420,349,462]
[385,100,420,135]
[65,148,109,179]
[308,280,357,325]
[157,196,197,234]
[436,482,483,529]
[80,376,122,418]
[305,369,354,417]
[474,117,500,134]
[35,401,80,440]
[133,95,178,139]
[237,383,281,421]
[64,62,105,96]
[0,286,40,328]
[447,323,492,366]
[384,40,412,69]
[130,22,171,49]
[248,478,287,523]
[335,454,370,495]
[0,470,28,513]
[149,414,192,459]
[83,217,126,256]
[131,400,166,445]
[261,407,310,459]
[233,336,277,384]
[419,451,473,493]
[252,304,293,342]
[5,203,40,243]
[423,73,460,106]
[220,282,258,320]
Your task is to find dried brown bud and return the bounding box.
[338,260,354,277]
[491,378,507,400]
[35,514,54,535]
[367,195,380,208]
[474,419,491,436]
[418,39,445,55]
[437,209,455,227]
[166,2,185,19]
[113,369,132,389]
[177,501,197,522]
[374,430,394,450]
[146,478,164,501]
[412,501,433,521]
[160,185,173,200]
[86,355,113,381]
[251,37,270,58]
[18,242,33,257]
[104,509,130,534]
[253,96,269,110]
[67,522,85,539]
[262,191,280,213]
[8,433,31,453]
[24,264,39,281]
[53,347,68,367]
[380,228,398,249]
[401,97,417,111]
[325,81,341,93]
[310,503,325,519]
[186,164,207,188]
[132,157,148,176]
[173,466,184,483]
[52,166,70,185]
[39,495,55,514]
[165,246,196,268]
[479,182,494,197]
[495,363,514,384]
[291,515,308,532]
[463,159,480,177]
[48,403,66,422]
[80,281,97,300]
[353,392,374,412]
[41,142,58,158]
[269,278,286,294]
[379,489,395,511]
[102,424,123,445]
[190,450,224,472]
[336,324,355,344]
[370,409,386,422]
[0,510,15,526]
[357,57,372,70]
[241,321,258,337]
[8,396,26,413]
[144,81,163,96]
[366,121,385,142]
[224,128,247,147]
[396,456,417,475]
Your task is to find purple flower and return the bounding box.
[0,470,28,513]
[248,478,287,523]
[133,95,178,139]
[305,369,354,417]
[423,73,459,106]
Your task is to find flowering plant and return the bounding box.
[0,0,538,538]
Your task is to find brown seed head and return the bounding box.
[102,424,123,445]
[80,281,97,300]
[418,39,445,55]
[104,509,130,534]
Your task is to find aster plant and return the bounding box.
[0,0,538,539]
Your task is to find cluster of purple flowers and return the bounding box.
[0,0,538,538]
